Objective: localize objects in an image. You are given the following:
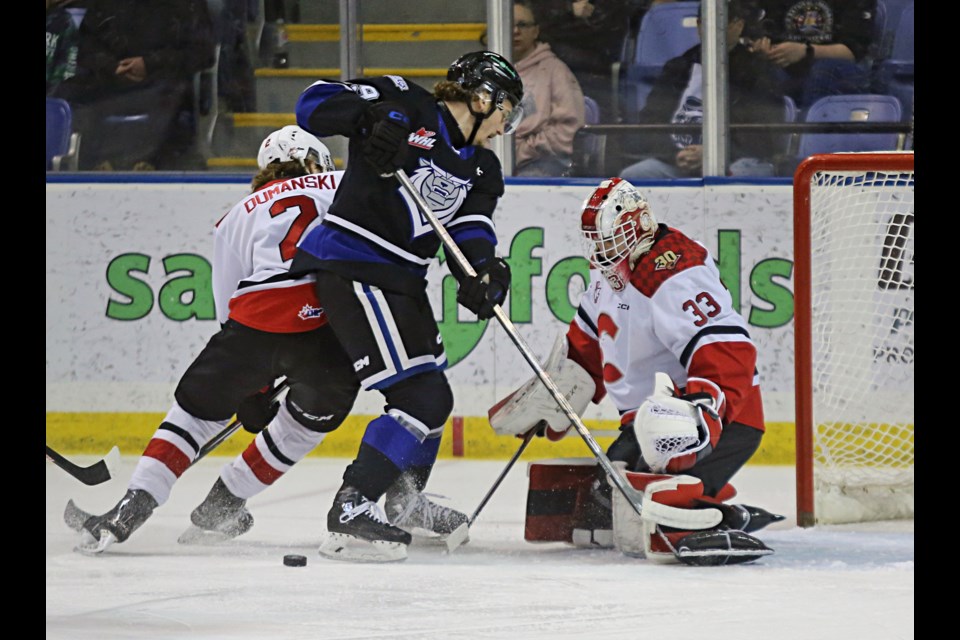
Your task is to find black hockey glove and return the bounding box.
[457,257,511,320]
[360,102,411,177]
[237,386,281,433]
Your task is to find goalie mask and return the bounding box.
[257,125,335,173]
[580,178,658,291]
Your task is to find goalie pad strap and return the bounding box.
[612,472,723,557]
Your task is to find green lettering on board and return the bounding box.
[158,254,215,321]
[105,253,153,320]
[748,258,794,328]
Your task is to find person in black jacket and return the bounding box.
[52,0,216,170]
[749,0,876,110]
[291,51,525,563]
[618,0,786,179]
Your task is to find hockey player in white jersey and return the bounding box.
[65,126,366,553]
[490,177,783,565]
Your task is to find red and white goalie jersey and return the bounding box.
[566,225,765,432]
[213,172,343,333]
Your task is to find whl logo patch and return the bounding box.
[408,128,437,150]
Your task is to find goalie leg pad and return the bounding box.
[489,334,595,440]
[524,458,599,543]
[612,473,723,560]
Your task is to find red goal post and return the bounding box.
[793,152,914,527]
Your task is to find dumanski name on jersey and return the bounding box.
[241,173,338,212]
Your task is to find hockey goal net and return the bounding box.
[793,152,914,527]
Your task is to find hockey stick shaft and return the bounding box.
[468,427,536,525]
[191,377,289,466]
[395,169,644,519]
[46,444,119,486]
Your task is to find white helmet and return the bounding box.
[580,178,658,291]
[257,125,335,172]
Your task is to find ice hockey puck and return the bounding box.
[283,554,307,567]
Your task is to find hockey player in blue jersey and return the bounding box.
[291,51,524,562]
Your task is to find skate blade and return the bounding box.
[74,530,117,555]
[444,523,470,553]
[318,532,407,563]
[63,499,92,532]
[177,525,236,546]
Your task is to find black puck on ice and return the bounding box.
[283,554,307,567]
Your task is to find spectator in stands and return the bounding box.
[748,0,876,109]
[618,0,786,179]
[533,1,644,123]
[46,0,81,96]
[513,1,586,177]
[52,0,216,171]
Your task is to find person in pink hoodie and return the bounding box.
[512,1,586,176]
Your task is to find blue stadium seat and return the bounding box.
[618,1,701,122]
[573,95,605,176]
[875,0,914,61]
[875,1,913,121]
[46,97,80,171]
[796,94,903,159]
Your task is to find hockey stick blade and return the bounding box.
[445,427,538,554]
[445,522,470,553]
[64,499,93,532]
[46,445,120,486]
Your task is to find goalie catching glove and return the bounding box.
[488,333,595,441]
[634,372,725,473]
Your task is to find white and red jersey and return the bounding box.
[213,171,343,333]
[566,225,764,432]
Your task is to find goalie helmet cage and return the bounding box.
[793,152,914,527]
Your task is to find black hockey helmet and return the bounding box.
[447,51,525,134]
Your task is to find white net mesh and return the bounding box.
[807,164,914,523]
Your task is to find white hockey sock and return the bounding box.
[220,403,327,500]
[129,402,231,505]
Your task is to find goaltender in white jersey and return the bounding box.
[490,177,782,566]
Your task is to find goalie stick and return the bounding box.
[395,169,648,521]
[46,445,120,486]
[446,425,538,553]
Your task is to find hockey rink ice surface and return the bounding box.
[46,456,914,639]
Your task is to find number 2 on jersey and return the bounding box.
[270,195,320,262]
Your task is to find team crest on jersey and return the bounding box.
[653,250,681,271]
[385,75,409,91]
[298,303,323,320]
[408,127,437,150]
[402,158,473,237]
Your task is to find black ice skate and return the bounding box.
[319,485,411,563]
[178,478,254,545]
[695,500,786,533]
[76,489,158,554]
[571,477,614,548]
[384,472,468,542]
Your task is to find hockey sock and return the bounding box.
[220,403,329,500]
[130,402,231,505]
